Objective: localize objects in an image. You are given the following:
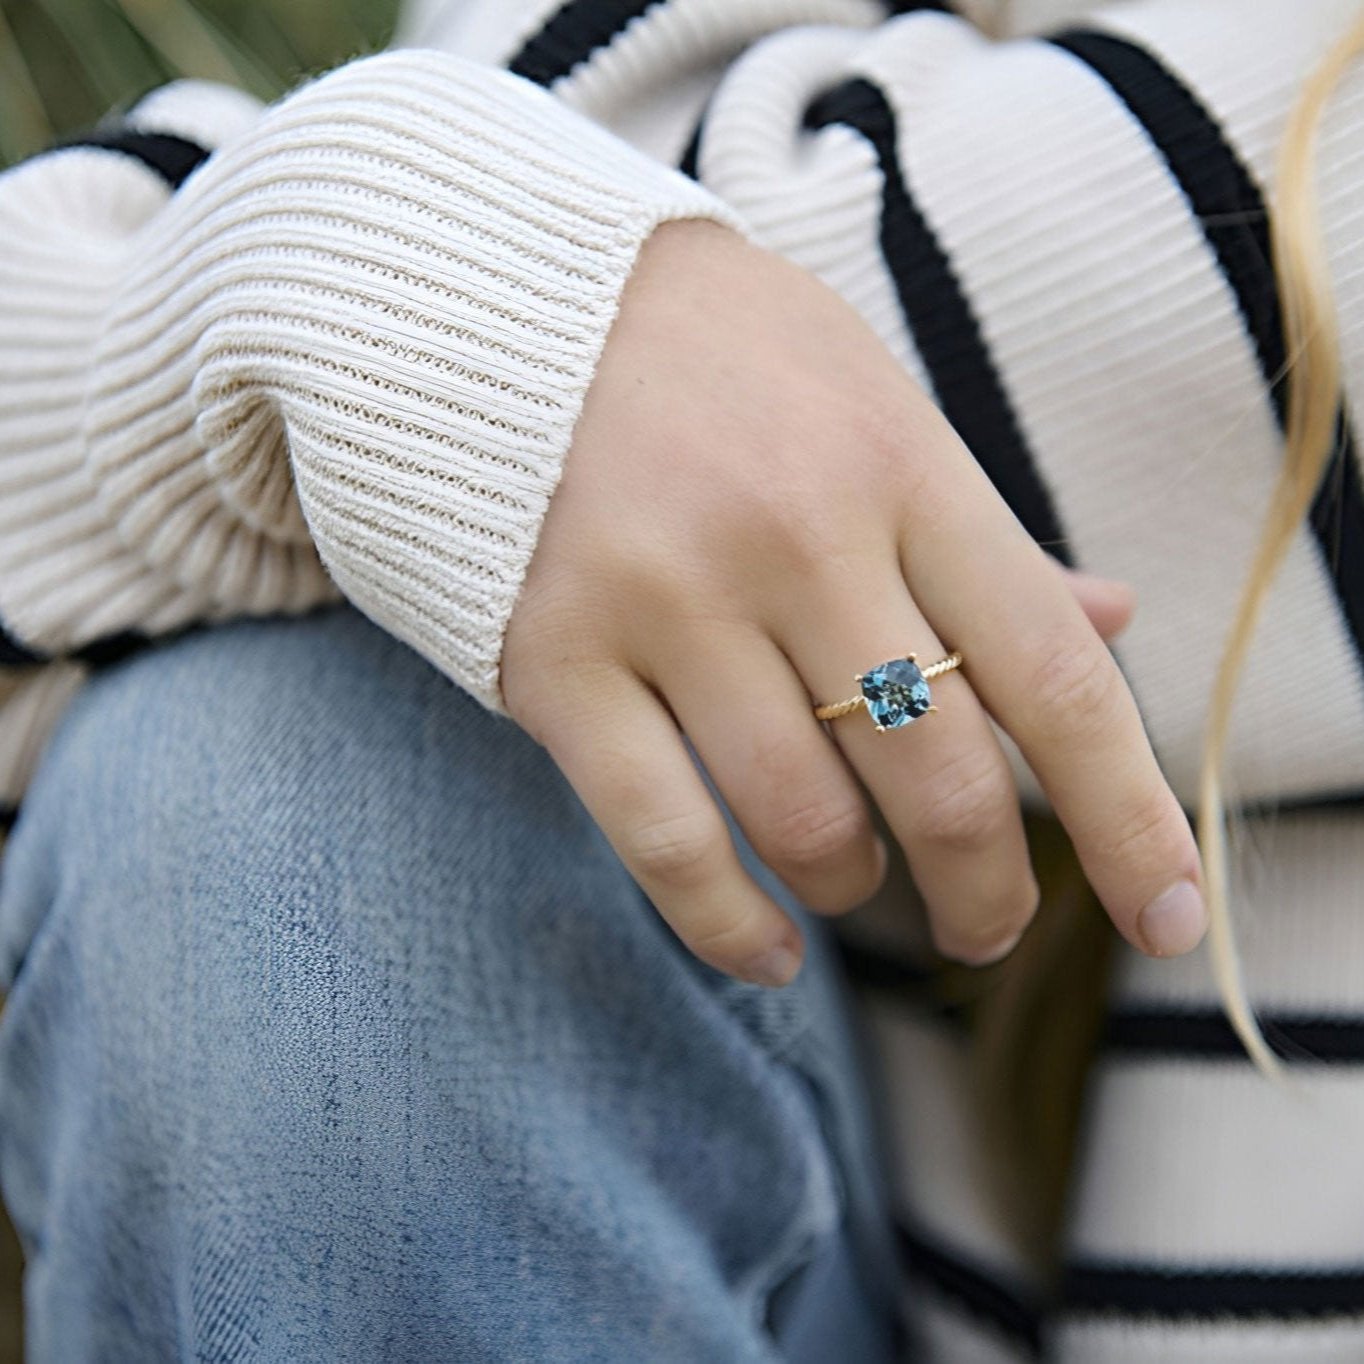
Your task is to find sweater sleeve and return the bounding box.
[0,49,741,709]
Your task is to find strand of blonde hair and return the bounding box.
[1200,9,1364,1077]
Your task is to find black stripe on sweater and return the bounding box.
[56,128,210,190]
[0,628,43,667]
[72,631,156,669]
[804,79,1073,563]
[508,1,662,86]
[509,1,955,91]
[678,112,706,181]
[1239,785,1364,816]
[1050,29,1364,679]
[833,936,974,1026]
[0,806,15,836]
[835,935,939,994]
[897,1222,1043,1355]
[1065,1262,1364,1319]
[1105,1007,1364,1063]
[0,628,153,672]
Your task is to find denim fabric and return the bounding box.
[0,608,901,1362]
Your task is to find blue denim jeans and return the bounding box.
[0,608,901,1362]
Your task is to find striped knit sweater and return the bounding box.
[3,0,1364,1359]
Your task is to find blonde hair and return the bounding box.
[960,5,1364,1263]
[1201,8,1364,1075]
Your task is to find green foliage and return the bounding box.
[0,0,401,165]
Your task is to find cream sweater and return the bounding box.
[4,1,1364,1359]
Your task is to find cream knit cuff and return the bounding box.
[0,49,742,710]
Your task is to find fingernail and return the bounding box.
[969,928,1025,967]
[1138,880,1208,956]
[742,943,803,988]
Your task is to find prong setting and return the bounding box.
[858,656,934,730]
[815,651,960,726]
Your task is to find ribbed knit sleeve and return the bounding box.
[0,49,740,708]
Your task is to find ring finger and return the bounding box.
[776,557,1039,964]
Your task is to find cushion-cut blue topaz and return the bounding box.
[860,658,931,730]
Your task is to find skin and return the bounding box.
[501,220,1206,987]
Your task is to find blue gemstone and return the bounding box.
[860,658,932,729]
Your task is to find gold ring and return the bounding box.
[814,651,963,731]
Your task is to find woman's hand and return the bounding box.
[501,221,1205,986]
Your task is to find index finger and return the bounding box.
[899,420,1206,958]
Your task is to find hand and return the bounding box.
[501,221,1204,986]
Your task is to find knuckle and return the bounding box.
[847,397,904,468]
[933,878,1039,964]
[849,388,946,505]
[687,914,760,959]
[503,604,614,733]
[763,794,870,873]
[624,809,729,891]
[751,494,847,577]
[507,656,621,749]
[936,916,1025,964]
[1026,638,1122,741]
[1092,787,1181,869]
[728,439,868,576]
[915,751,1017,851]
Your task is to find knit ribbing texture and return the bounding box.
[0,50,741,709]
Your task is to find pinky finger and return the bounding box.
[536,667,806,988]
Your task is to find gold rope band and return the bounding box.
[814,650,963,724]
